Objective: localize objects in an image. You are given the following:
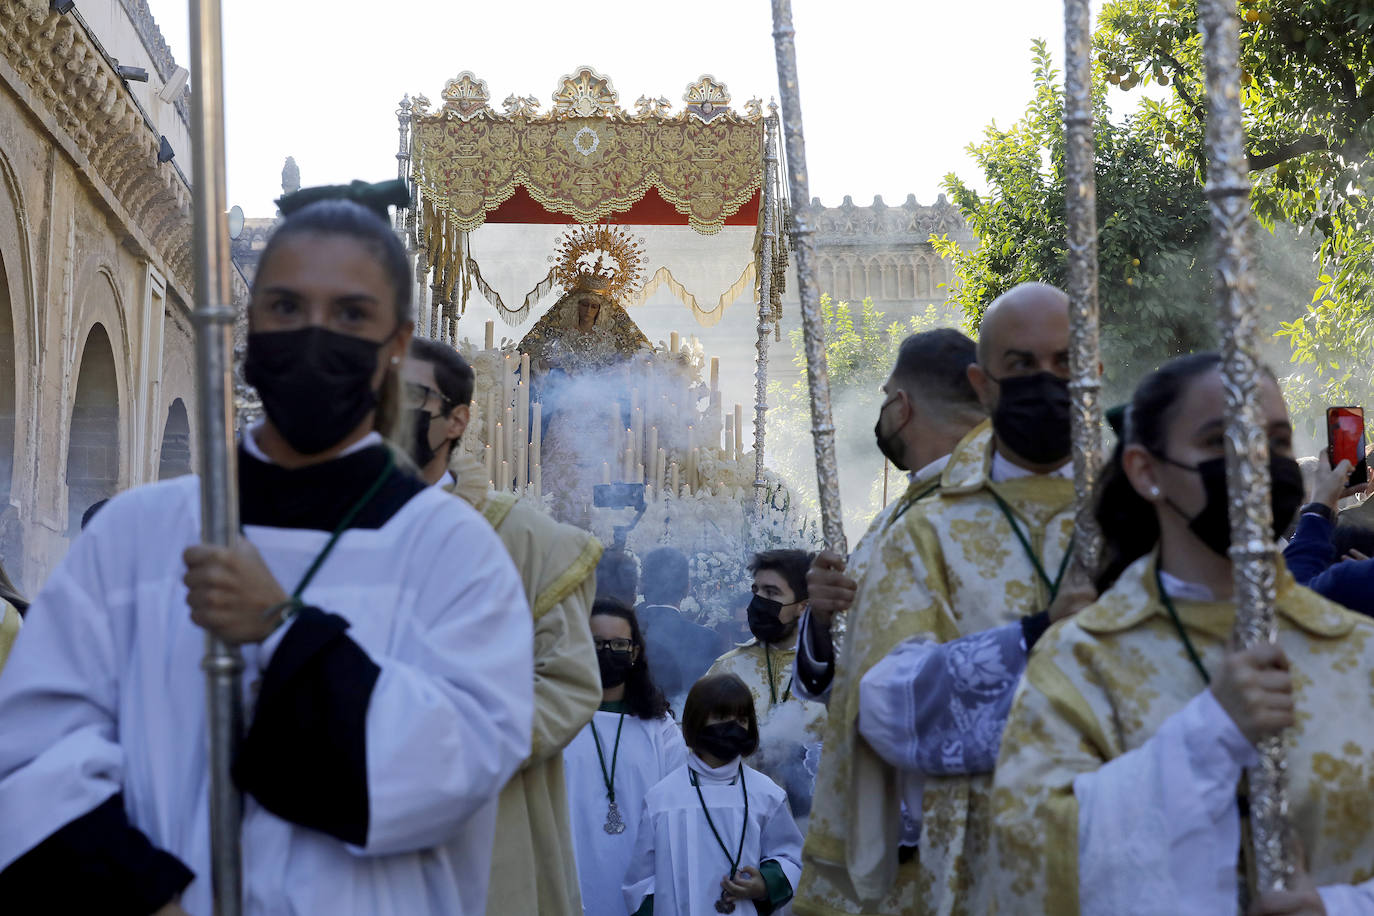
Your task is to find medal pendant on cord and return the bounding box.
[604,799,626,835]
[714,888,736,913]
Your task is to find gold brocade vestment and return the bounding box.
[447,453,605,916]
[990,554,1374,914]
[707,638,826,814]
[795,422,1075,916]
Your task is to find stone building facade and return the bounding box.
[0,0,199,590]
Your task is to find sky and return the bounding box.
[144,0,1105,218]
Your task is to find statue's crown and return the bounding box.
[553,226,646,304]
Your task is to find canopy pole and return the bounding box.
[752,115,780,517]
[1197,0,1293,895]
[770,0,846,556]
[188,0,243,912]
[1063,0,1103,573]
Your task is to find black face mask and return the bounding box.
[410,408,455,470]
[747,594,795,645]
[874,395,910,471]
[597,648,635,688]
[695,721,757,762]
[245,326,386,456]
[1162,454,1306,558]
[990,371,1072,466]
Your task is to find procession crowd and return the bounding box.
[0,193,1372,916]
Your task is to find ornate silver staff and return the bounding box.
[1063,0,1104,573]
[188,0,244,911]
[770,0,847,555]
[751,115,780,517]
[1197,0,1293,894]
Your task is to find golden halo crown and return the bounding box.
[552,224,647,304]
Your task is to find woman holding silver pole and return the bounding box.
[0,188,534,915]
[990,353,1374,914]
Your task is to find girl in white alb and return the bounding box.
[564,599,687,915]
[623,673,804,916]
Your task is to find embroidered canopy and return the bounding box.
[407,67,778,326]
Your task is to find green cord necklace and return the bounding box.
[590,712,628,835]
[989,489,1075,601]
[691,764,749,914]
[260,450,395,629]
[1154,564,1211,685]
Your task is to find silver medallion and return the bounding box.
[603,799,626,835]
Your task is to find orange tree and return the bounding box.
[1097,0,1373,414]
[933,40,1217,391]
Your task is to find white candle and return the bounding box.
[670,461,679,496]
[710,357,719,393]
[636,462,644,484]
[484,320,494,350]
[533,463,542,502]
[670,330,679,353]
[657,448,667,492]
[500,459,509,492]
[735,404,744,461]
[485,442,494,486]
[531,402,542,473]
[485,389,497,448]
[647,427,659,477]
[602,462,612,485]
[724,415,734,461]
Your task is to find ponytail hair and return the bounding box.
[591,598,671,720]
[1095,352,1222,592]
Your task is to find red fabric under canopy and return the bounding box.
[485,186,761,227]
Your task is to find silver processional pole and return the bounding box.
[1197,0,1294,895]
[770,0,847,557]
[188,0,244,912]
[751,115,779,518]
[1063,0,1104,572]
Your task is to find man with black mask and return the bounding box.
[705,549,824,826]
[402,337,603,916]
[793,284,1098,916]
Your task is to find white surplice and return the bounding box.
[564,708,687,916]
[622,754,804,916]
[0,470,533,915]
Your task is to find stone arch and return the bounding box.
[158,398,191,479]
[66,323,120,533]
[0,243,15,507]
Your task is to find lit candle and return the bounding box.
[670,461,679,496]
[484,320,494,350]
[647,427,659,477]
[636,462,644,484]
[645,484,654,502]
[657,448,667,492]
[516,443,527,492]
[485,442,494,487]
[500,459,509,492]
[724,415,734,461]
[533,463,541,502]
[494,422,504,476]
[602,462,612,485]
[623,445,633,482]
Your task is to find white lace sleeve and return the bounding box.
[1075,689,1258,916]
[1319,879,1374,914]
[857,623,1025,775]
